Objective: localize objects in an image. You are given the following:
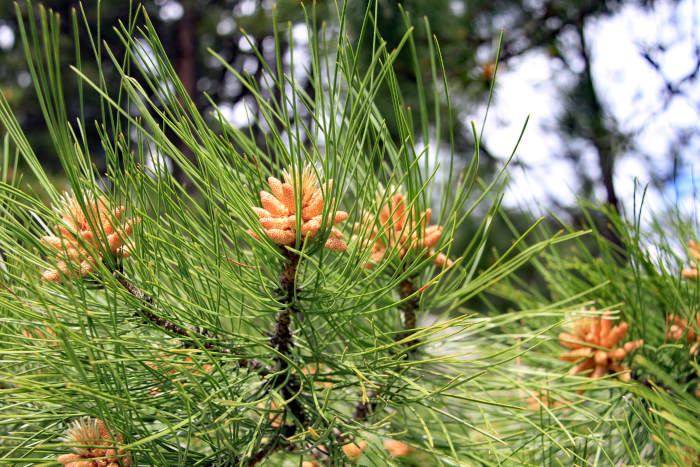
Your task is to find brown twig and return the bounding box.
[269,248,307,422]
[270,248,301,355]
[242,248,307,466]
[398,277,419,348]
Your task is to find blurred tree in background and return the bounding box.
[0,0,315,182]
[348,0,697,215]
[1,0,696,211]
[0,0,697,288]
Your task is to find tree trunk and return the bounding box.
[173,3,198,186]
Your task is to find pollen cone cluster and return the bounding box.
[41,195,139,282]
[255,400,283,428]
[559,312,643,381]
[341,441,368,461]
[667,314,699,355]
[352,191,452,268]
[384,439,415,458]
[249,166,348,250]
[56,418,131,467]
[681,240,700,279]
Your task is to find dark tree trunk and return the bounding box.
[577,23,619,213]
[172,3,198,186]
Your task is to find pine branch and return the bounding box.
[270,248,301,356]
[240,248,307,465]
[398,277,419,348]
[269,248,306,422]
[114,272,266,371]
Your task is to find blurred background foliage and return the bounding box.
[0,0,697,304]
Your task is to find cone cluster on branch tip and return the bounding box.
[383,439,415,458]
[682,240,700,279]
[56,418,130,467]
[341,441,368,461]
[249,165,348,250]
[352,190,453,269]
[667,314,700,355]
[41,195,139,282]
[559,312,643,382]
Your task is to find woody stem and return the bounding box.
[398,277,419,348]
[267,248,306,427]
[270,248,300,356]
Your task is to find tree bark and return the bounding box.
[172,3,198,186]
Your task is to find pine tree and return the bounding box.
[0,1,697,466]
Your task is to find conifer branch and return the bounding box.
[270,248,300,358]
[270,248,301,356]
[114,272,266,371]
[398,277,419,348]
[244,248,306,465]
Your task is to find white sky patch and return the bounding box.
[218,100,256,129]
[234,0,257,17]
[159,1,184,22]
[588,0,700,216]
[292,23,309,45]
[217,17,236,36]
[144,149,173,177]
[0,24,14,50]
[223,71,242,97]
[238,35,255,53]
[472,50,578,210]
[17,71,30,88]
[133,39,159,77]
[450,1,466,16]
[242,56,259,75]
[472,0,699,216]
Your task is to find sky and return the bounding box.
[475,0,699,220]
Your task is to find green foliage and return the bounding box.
[490,194,700,464]
[0,1,698,466]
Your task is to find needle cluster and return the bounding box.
[682,240,700,279]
